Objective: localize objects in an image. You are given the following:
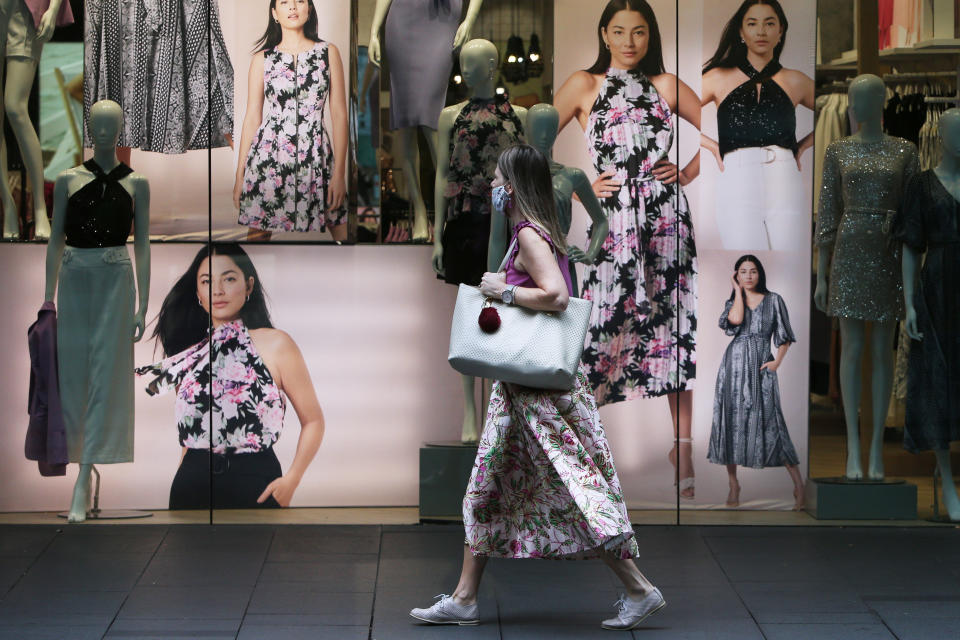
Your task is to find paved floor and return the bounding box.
[0,524,958,639]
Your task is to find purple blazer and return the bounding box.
[25,302,68,476]
[24,0,75,30]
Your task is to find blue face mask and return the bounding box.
[492,184,511,213]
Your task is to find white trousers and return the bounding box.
[715,146,808,252]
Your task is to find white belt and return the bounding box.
[724,146,794,166]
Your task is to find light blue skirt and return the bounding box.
[57,246,135,463]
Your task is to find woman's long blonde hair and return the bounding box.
[496,144,568,254]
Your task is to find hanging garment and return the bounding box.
[580,66,697,404]
[813,93,848,218]
[439,94,524,286]
[238,41,347,233]
[896,170,960,452]
[84,0,234,153]
[383,0,461,131]
[58,161,137,464]
[708,293,800,468]
[25,301,68,477]
[815,135,919,322]
[463,222,637,560]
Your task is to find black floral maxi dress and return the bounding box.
[581,67,698,405]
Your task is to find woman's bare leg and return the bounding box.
[452,545,488,606]
[600,551,655,599]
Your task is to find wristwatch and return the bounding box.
[501,285,517,305]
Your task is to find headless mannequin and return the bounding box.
[814,75,895,480]
[902,108,960,520]
[1,0,65,240]
[45,100,151,522]
[434,39,526,442]
[369,0,483,242]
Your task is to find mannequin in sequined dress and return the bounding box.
[44,100,151,522]
[700,0,814,251]
[814,74,919,480]
[898,108,960,521]
[553,0,703,498]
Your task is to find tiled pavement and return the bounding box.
[0,524,958,639]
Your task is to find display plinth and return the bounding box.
[805,477,917,520]
[419,441,478,520]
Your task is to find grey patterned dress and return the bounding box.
[84,0,234,153]
[707,292,800,468]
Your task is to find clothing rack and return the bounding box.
[881,69,960,107]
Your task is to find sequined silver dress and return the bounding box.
[708,293,799,468]
[815,135,919,322]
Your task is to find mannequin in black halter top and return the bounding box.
[44,99,151,523]
[701,0,814,252]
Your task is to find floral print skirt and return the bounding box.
[463,367,638,559]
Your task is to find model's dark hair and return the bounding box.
[152,243,273,356]
[729,254,769,301]
[703,0,788,74]
[497,144,568,254]
[585,0,665,76]
[254,0,321,52]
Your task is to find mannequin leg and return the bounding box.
[461,374,478,443]
[867,321,897,479]
[5,57,50,239]
[667,390,694,498]
[725,464,740,507]
[933,449,960,521]
[838,318,866,479]
[395,127,429,242]
[68,463,93,523]
[0,59,17,239]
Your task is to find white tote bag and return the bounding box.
[447,238,592,389]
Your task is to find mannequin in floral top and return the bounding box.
[138,243,324,509]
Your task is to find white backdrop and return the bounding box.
[553,0,812,510]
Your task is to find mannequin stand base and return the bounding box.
[57,509,153,520]
[419,441,479,521]
[805,477,916,520]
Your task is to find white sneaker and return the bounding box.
[409,594,480,625]
[601,588,666,630]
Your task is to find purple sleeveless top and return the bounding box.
[504,222,574,296]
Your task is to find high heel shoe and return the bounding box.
[669,438,695,500]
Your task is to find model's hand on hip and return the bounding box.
[258,475,298,507]
[652,159,680,185]
[592,170,621,199]
[480,271,507,299]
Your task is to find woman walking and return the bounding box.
[410,145,665,630]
